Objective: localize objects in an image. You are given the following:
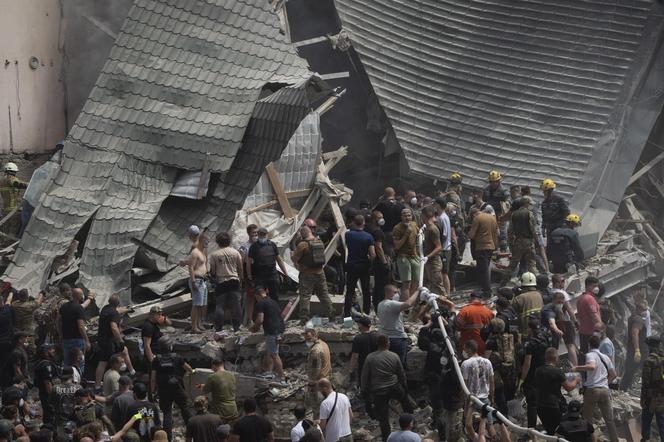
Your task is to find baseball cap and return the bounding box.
[257,227,268,234]
[354,316,371,327]
[470,292,482,299]
[150,305,163,314]
[188,225,201,236]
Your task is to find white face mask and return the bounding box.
[377,218,386,226]
[410,197,418,206]
[120,363,127,372]
[305,341,314,348]
[592,287,600,295]
[392,292,401,301]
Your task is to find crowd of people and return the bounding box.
[0,170,662,442]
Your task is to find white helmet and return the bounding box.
[520,272,537,287]
[4,162,18,173]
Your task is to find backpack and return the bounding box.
[647,353,664,387]
[303,239,326,267]
[74,403,98,425]
[496,333,515,369]
[155,354,182,386]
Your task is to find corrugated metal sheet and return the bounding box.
[335,0,664,238]
[3,0,316,302]
[243,111,321,209]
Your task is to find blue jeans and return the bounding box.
[389,337,410,366]
[62,338,86,374]
[641,407,664,441]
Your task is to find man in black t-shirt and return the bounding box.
[141,306,171,365]
[151,336,193,440]
[519,320,550,429]
[374,187,405,234]
[247,227,288,302]
[59,288,91,374]
[2,331,29,390]
[51,366,82,437]
[231,398,274,442]
[126,382,161,442]
[95,294,134,389]
[251,286,285,380]
[0,292,15,380]
[351,317,378,386]
[535,347,579,435]
[367,211,390,313]
[620,300,649,391]
[34,343,60,425]
[186,396,222,442]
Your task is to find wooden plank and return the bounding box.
[124,292,192,326]
[244,190,315,215]
[321,146,348,175]
[310,194,329,221]
[196,153,210,200]
[628,151,664,185]
[265,163,295,219]
[324,229,342,263]
[0,207,18,229]
[0,240,19,255]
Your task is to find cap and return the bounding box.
[40,342,55,352]
[354,316,371,327]
[61,366,74,378]
[149,305,163,314]
[470,292,482,299]
[188,225,201,236]
[216,424,231,439]
[257,227,268,234]
[13,331,31,338]
[567,400,582,416]
[495,297,510,308]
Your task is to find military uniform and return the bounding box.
[504,207,538,280]
[541,193,570,239]
[293,239,334,320]
[641,343,664,440]
[0,174,27,235]
[548,227,584,273]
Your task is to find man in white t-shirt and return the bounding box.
[460,340,496,438]
[572,335,618,442]
[551,274,578,366]
[291,404,318,442]
[318,378,352,442]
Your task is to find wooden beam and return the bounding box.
[324,229,342,263]
[195,153,210,200]
[265,163,295,219]
[628,151,664,185]
[244,189,315,214]
[0,207,18,229]
[321,146,348,174]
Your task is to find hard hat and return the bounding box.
[304,218,317,229]
[520,272,537,287]
[450,172,462,184]
[541,178,556,190]
[566,214,581,225]
[4,162,18,173]
[488,170,501,182]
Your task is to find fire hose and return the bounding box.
[416,225,568,442]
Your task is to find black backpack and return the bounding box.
[155,354,182,386]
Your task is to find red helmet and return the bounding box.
[304,218,317,229]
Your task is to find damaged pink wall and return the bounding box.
[0,0,66,154]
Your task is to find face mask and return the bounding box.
[392,292,401,301]
[305,341,314,348]
[258,237,267,245]
[120,363,127,372]
[19,398,25,408]
[451,210,457,216]
[592,287,600,295]
[377,218,386,226]
[461,351,469,359]
[410,197,418,206]
[250,236,258,243]
[554,304,563,312]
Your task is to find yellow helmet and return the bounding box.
[541,178,556,190]
[488,170,501,182]
[450,172,462,184]
[566,214,581,225]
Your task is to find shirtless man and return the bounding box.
[182,225,209,333]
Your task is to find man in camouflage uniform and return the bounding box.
[502,196,538,285]
[292,225,334,322]
[0,162,27,236]
[641,335,664,440]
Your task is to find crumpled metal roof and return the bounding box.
[335,0,664,238]
[4,0,316,303]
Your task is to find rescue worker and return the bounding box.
[304,326,331,419]
[511,272,544,337]
[483,170,508,251]
[502,196,538,284]
[0,162,28,235]
[640,335,664,441]
[621,299,649,391]
[443,172,466,228]
[548,214,584,273]
[540,178,570,240]
[34,343,60,425]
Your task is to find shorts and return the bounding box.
[265,334,281,355]
[97,341,125,362]
[396,256,420,282]
[190,277,208,306]
[440,249,452,274]
[562,321,576,346]
[475,397,495,425]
